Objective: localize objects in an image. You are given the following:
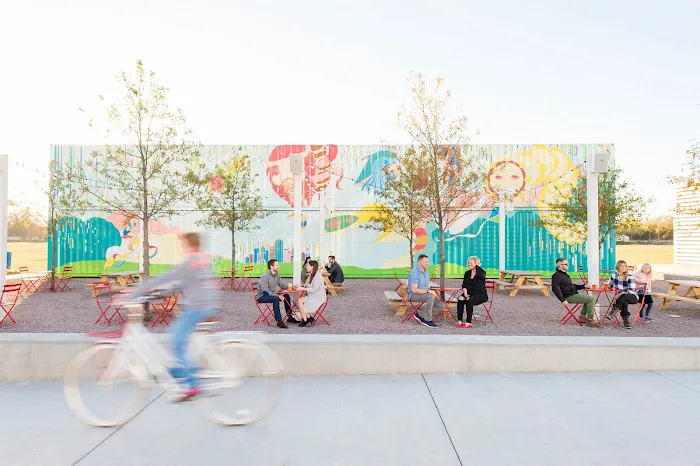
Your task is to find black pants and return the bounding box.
[613,292,638,319]
[457,292,488,323]
[257,292,292,321]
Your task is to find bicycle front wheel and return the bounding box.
[197,341,283,426]
[64,343,150,427]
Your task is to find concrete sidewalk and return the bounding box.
[3,372,700,465]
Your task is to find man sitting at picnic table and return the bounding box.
[551,258,597,326]
[256,259,294,329]
[407,254,444,328]
[325,255,345,285]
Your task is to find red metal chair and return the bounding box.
[217,270,234,291]
[252,284,274,326]
[311,294,330,326]
[236,265,255,292]
[150,293,179,327]
[630,281,649,327]
[93,282,125,326]
[19,266,42,296]
[0,283,21,326]
[561,302,584,326]
[398,286,427,324]
[56,266,73,292]
[392,268,403,292]
[475,280,496,325]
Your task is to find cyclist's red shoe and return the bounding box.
[176,388,203,403]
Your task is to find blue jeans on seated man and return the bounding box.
[256,291,292,321]
[169,309,217,389]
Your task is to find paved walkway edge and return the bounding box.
[2,333,700,380]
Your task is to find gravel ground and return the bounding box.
[2,278,699,337]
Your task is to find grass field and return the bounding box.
[616,244,673,266]
[3,242,674,275]
[6,242,47,273]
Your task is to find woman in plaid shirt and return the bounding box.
[607,260,638,329]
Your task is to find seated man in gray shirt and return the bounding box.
[255,259,294,328]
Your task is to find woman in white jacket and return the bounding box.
[294,260,326,327]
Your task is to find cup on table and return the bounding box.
[287,283,292,291]
[591,284,597,290]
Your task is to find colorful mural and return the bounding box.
[49,144,616,277]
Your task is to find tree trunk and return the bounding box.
[231,220,236,272]
[50,223,57,292]
[143,216,150,279]
[439,227,446,292]
[408,240,414,269]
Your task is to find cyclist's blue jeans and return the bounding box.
[169,309,216,389]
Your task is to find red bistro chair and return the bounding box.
[0,283,22,326]
[92,282,125,326]
[252,284,273,326]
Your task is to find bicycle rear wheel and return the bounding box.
[64,343,150,427]
[196,341,283,425]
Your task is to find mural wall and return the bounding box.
[49,144,616,277]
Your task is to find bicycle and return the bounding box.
[64,294,284,427]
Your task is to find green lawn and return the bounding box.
[3,242,675,277]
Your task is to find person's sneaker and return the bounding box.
[424,320,438,328]
[175,388,202,403]
[623,318,631,329]
[644,316,653,322]
[299,319,309,327]
[413,313,425,324]
[587,320,599,328]
[463,322,473,329]
[455,321,464,328]
[276,320,288,329]
[307,316,315,326]
[605,310,617,321]
[579,314,589,324]
[287,316,300,324]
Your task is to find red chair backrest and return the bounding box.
[92,282,114,305]
[61,266,73,278]
[1,284,21,308]
[2,283,22,299]
[243,265,254,277]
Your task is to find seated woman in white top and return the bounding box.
[294,260,326,327]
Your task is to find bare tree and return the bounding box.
[71,60,200,278]
[397,73,487,288]
[185,151,268,268]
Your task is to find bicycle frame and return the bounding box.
[99,305,240,394]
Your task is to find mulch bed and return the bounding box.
[2,278,698,337]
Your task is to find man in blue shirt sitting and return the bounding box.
[407,254,443,328]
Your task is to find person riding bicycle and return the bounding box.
[126,232,219,402]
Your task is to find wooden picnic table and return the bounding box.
[655,280,700,310]
[321,271,342,296]
[494,270,550,297]
[98,272,139,286]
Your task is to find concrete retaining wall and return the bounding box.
[2,333,700,381]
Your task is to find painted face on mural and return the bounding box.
[487,161,526,196]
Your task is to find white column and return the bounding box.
[0,155,8,291]
[293,173,302,286]
[587,168,600,286]
[499,197,506,271]
[319,189,326,262]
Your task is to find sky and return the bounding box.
[1,0,699,216]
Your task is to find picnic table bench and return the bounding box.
[494,270,550,297]
[655,280,700,309]
[384,290,407,316]
[322,271,342,296]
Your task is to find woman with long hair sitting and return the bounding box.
[294,260,327,327]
